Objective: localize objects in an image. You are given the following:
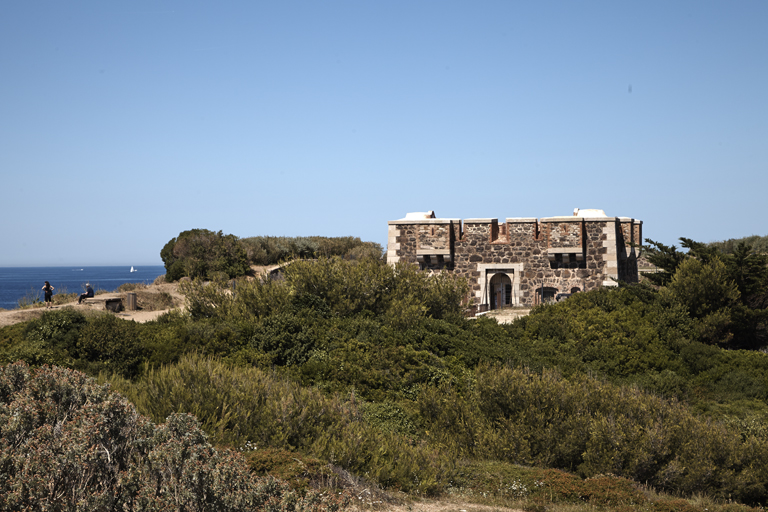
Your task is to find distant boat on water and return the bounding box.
[130,266,137,272]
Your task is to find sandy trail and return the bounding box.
[0,282,184,328]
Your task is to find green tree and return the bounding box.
[662,257,740,344]
[161,229,249,281]
[727,242,768,309]
[643,239,687,286]
[645,236,768,348]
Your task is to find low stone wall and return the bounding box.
[478,308,532,324]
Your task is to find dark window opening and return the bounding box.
[419,255,453,271]
[549,253,586,270]
[542,287,558,303]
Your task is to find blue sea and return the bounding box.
[0,266,166,310]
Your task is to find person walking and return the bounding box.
[42,281,55,309]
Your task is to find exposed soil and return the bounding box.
[347,500,521,512]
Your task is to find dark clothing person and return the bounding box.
[78,284,94,304]
[42,281,54,308]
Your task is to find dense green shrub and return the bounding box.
[662,257,741,344]
[250,311,321,366]
[179,256,467,325]
[710,234,768,255]
[75,314,143,378]
[0,308,89,368]
[644,236,768,348]
[504,285,690,379]
[243,448,332,491]
[502,285,768,411]
[108,354,453,494]
[180,273,293,322]
[161,228,249,281]
[25,307,87,345]
[241,235,383,265]
[241,236,318,264]
[284,257,469,322]
[102,350,768,503]
[418,364,768,504]
[6,235,768,506]
[0,361,347,511]
[0,322,26,355]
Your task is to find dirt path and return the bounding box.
[348,500,521,512]
[0,282,185,328]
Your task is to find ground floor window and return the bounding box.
[538,286,558,303]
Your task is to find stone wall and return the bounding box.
[546,220,583,250]
[388,219,458,271]
[387,213,642,307]
[417,223,452,252]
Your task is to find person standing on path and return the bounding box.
[42,281,54,308]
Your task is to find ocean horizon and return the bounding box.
[0,265,166,310]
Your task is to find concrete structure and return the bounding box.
[387,209,642,309]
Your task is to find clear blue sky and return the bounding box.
[2,1,766,267]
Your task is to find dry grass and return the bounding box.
[133,290,177,311]
[0,308,47,327]
[0,304,114,328]
[116,282,148,292]
[115,283,179,311]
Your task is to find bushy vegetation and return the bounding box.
[710,234,768,255]
[0,361,348,511]
[161,229,383,282]
[161,228,250,281]
[108,354,452,495]
[430,364,768,503]
[241,235,383,265]
[3,235,768,508]
[643,237,768,348]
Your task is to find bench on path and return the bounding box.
[83,297,123,312]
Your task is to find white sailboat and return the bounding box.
[130,266,137,272]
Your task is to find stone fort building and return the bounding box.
[387,209,642,309]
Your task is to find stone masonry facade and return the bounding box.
[387,210,642,309]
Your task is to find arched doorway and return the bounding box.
[489,273,512,310]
